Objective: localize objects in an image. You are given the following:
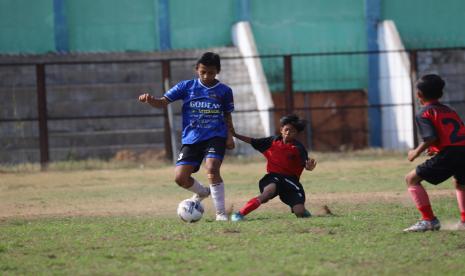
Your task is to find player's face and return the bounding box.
[416,90,426,105]
[196,64,218,86]
[281,124,298,143]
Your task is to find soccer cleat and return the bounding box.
[231,212,244,222]
[454,221,465,230]
[403,218,441,232]
[215,213,229,221]
[303,209,312,218]
[191,187,211,202]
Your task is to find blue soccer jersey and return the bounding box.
[164,79,234,144]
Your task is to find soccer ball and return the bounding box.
[177,199,204,223]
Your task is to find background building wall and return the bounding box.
[0,0,55,53]
[169,0,236,50]
[66,0,159,52]
[381,0,465,49]
[2,0,465,93]
[3,0,465,54]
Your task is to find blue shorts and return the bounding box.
[176,136,226,172]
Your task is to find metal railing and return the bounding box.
[1,47,465,168]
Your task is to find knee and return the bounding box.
[205,167,220,180]
[405,172,417,187]
[174,174,190,188]
[454,179,465,190]
[258,190,275,204]
[293,205,306,217]
[404,174,411,186]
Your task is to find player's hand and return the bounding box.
[138,93,152,103]
[407,149,418,162]
[305,158,317,171]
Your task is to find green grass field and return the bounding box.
[1,151,465,275]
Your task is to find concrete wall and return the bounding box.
[378,20,414,150]
[0,47,267,163]
[417,50,465,121]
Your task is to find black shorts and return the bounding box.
[176,137,226,172]
[258,173,306,208]
[416,146,465,185]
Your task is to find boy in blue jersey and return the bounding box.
[138,52,235,221]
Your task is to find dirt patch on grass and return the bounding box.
[0,189,455,221]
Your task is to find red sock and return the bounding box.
[239,197,261,216]
[455,187,465,222]
[408,185,435,221]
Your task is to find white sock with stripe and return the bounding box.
[210,182,225,215]
[187,178,210,197]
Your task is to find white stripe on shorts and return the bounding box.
[284,178,300,191]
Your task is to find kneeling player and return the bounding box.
[230,114,317,221]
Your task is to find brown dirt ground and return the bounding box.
[0,189,455,221]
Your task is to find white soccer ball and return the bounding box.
[177,199,204,223]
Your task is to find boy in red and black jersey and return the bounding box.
[230,115,317,221]
[404,74,465,232]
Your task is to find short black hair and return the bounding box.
[196,52,221,72]
[416,74,445,99]
[280,114,305,132]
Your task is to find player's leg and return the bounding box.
[231,175,278,222]
[174,145,210,199]
[276,176,309,218]
[174,164,196,188]
[174,165,210,199]
[404,150,458,232]
[257,183,277,204]
[205,157,228,220]
[203,137,228,220]
[454,175,465,229]
[403,169,440,232]
[292,204,311,218]
[234,183,277,219]
[405,170,436,221]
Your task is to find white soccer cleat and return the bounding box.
[215,213,228,221]
[191,187,211,202]
[403,218,441,232]
[454,221,465,230]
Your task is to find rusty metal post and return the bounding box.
[409,50,419,148]
[36,64,49,170]
[284,55,294,115]
[161,60,173,161]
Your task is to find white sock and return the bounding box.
[210,182,225,215]
[187,178,209,197]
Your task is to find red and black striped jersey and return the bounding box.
[251,136,308,179]
[416,101,465,153]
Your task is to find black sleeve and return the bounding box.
[294,140,309,166]
[251,136,274,153]
[416,114,437,142]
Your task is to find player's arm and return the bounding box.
[232,131,253,144]
[138,93,169,108]
[225,112,235,150]
[408,139,437,162]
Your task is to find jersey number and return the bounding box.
[442,118,465,143]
